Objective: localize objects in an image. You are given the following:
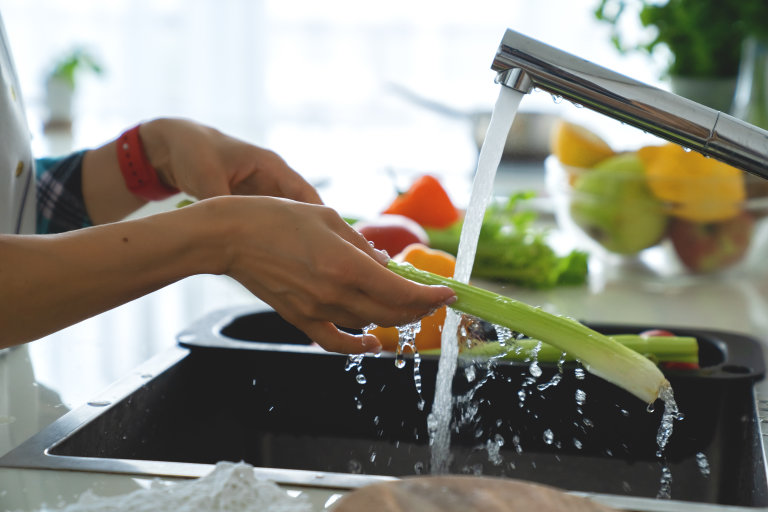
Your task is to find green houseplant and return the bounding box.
[44,47,103,131]
[594,0,768,111]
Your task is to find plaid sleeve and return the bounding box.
[35,151,93,234]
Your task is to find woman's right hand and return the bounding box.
[189,196,457,354]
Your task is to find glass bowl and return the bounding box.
[544,154,768,277]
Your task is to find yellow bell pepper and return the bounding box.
[638,143,746,222]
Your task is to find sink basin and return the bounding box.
[2,305,767,511]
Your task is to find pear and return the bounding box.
[570,153,668,254]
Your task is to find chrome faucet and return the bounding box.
[492,29,768,180]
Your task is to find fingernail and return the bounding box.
[443,295,457,306]
[362,335,382,354]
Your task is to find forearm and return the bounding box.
[0,201,227,348]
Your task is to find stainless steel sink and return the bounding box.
[2,305,767,511]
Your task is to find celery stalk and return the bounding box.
[388,260,669,404]
[432,334,699,365]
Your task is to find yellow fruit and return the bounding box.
[550,119,615,168]
[638,144,746,223]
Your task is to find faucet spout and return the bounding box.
[492,29,768,180]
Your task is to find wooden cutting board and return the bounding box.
[332,476,622,512]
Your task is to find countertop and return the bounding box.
[3,164,768,511]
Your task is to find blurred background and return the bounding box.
[0,0,675,405]
[2,0,661,188]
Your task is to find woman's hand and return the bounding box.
[76,118,456,355]
[195,196,456,354]
[140,118,322,204]
[83,118,322,224]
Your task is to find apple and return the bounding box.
[639,329,676,338]
[668,211,755,273]
[354,214,429,256]
[569,153,668,254]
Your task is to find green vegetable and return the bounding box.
[426,192,588,289]
[422,334,699,365]
[388,260,669,404]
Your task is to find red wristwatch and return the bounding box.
[117,125,179,201]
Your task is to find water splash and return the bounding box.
[485,434,505,466]
[655,383,683,499]
[656,384,681,454]
[536,373,562,391]
[395,322,425,410]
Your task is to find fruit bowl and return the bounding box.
[544,152,768,276]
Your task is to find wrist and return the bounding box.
[174,197,237,276]
[117,123,179,201]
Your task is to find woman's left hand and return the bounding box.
[140,118,323,205]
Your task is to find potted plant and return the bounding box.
[594,0,768,112]
[43,47,103,131]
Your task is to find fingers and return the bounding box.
[326,214,457,326]
[300,320,382,354]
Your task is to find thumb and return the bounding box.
[190,172,233,200]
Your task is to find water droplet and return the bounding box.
[575,389,587,406]
[537,373,562,391]
[345,354,364,372]
[556,353,566,373]
[414,461,426,474]
[512,434,523,454]
[356,374,367,385]
[369,451,377,463]
[657,464,673,499]
[574,367,585,380]
[696,452,710,477]
[494,325,512,343]
[465,365,476,382]
[347,460,363,474]
[529,361,542,378]
[87,400,110,407]
[542,429,554,445]
[573,438,583,450]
